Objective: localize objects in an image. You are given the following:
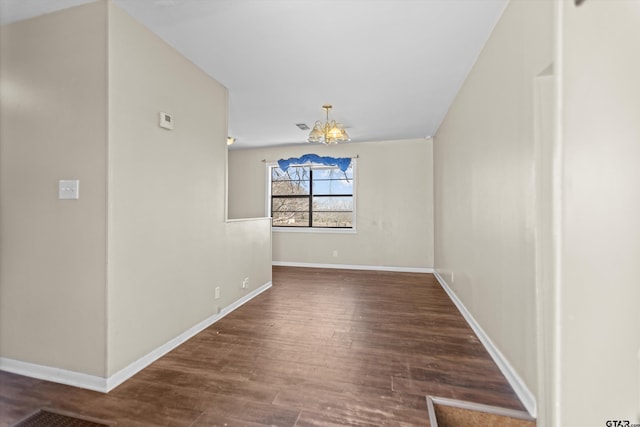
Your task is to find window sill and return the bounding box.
[273,227,357,235]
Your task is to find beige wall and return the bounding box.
[106,2,271,376]
[0,2,108,376]
[434,0,554,406]
[1,1,271,382]
[533,69,556,425]
[435,0,640,424]
[559,0,640,423]
[228,138,433,270]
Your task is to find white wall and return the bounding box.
[0,2,108,376]
[229,138,433,270]
[558,0,640,423]
[434,0,554,411]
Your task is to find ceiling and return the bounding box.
[0,0,507,150]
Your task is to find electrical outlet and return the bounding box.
[242,278,249,289]
[58,180,80,200]
[451,273,455,283]
[333,250,338,257]
[214,287,220,299]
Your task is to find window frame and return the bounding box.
[266,160,357,234]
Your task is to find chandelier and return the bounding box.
[307,105,350,144]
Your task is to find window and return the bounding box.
[269,162,355,229]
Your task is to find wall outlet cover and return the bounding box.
[58,180,79,200]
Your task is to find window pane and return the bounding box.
[312,168,353,195]
[312,211,353,228]
[312,196,353,212]
[272,180,310,195]
[272,195,309,227]
[273,211,310,227]
[272,166,310,195]
[272,197,309,213]
[272,166,310,181]
[312,167,353,180]
[312,179,352,195]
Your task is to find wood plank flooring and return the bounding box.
[0,267,527,426]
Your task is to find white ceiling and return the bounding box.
[0,0,507,149]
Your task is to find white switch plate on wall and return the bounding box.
[59,180,79,200]
[159,112,174,130]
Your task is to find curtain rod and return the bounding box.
[261,155,359,163]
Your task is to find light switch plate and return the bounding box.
[159,112,174,130]
[59,180,79,200]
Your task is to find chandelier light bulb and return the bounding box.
[308,122,323,142]
[307,105,350,144]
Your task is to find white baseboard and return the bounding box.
[106,281,272,391]
[0,281,272,393]
[0,358,108,392]
[273,261,434,274]
[433,271,537,418]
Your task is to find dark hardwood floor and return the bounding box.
[0,267,526,426]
